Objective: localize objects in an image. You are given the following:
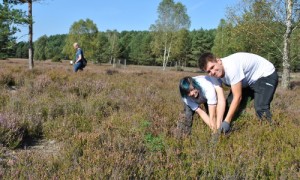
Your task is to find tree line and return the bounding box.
[1,0,300,89]
[11,17,300,72]
[12,28,215,67]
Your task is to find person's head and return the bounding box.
[73,42,79,49]
[179,76,201,98]
[198,52,225,78]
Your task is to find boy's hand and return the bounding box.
[219,121,230,133]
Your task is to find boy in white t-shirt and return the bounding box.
[177,76,226,136]
[199,52,278,134]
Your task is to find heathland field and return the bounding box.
[0,59,299,179]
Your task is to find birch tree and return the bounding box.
[226,0,300,89]
[106,30,120,65]
[281,0,298,89]
[150,0,190,70]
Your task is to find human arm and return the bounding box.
[208,105,217,132]
[195,106,215,131]
[215,85,226,129]
[224,81,243,123]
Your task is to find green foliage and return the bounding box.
[31,34,67,61]
[51,56,61,62]
[45,34,68,60]
[129,31,154,65]
[190,29,216,66]
[212,19,236,57]
[150,0,191,69]
[106,30,120,64]
[171,29,192,66]
[94,32,110,63]
[290,28,300,72]
[0,2,26,59]
[119,31,133,61]
[63,18,99,62]
[144,133,165,152]
[3,0,300,72]
[15,41,29,58]
[34,35,48,60]
[214,0,300,72]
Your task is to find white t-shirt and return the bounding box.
[182,76,221,111]
[221,52,275,87]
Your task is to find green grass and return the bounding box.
[0,59,299,179]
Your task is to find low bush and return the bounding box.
[51,56,61,62]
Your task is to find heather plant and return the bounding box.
[0,72,15,87]
[0,113,26,148]
[0,59,299,179]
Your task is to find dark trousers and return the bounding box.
[177,102,208,135]
[73,61,84,72]
[226,71,278,121]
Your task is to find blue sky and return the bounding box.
[15,0,237,42]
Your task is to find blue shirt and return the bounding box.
[75,48,84,60]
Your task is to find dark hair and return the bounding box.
[198,52,217,70]
[179,76,201,98]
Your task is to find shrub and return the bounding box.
[0,113,26,148]
[0,72,15,86]
[51,56,61,62]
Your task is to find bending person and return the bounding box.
[177,76,225,136]
[199,52,278,133]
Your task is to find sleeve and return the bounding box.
[227,61,245,85]
[202,78,218,105]
[206,76,222,87]
[182,97,199,111]
[205,85,217,105]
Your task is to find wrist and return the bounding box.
[223,120,230,124]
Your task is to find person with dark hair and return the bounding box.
[177,76,226,136]
[198,52,278,133]
[73,42,86,72]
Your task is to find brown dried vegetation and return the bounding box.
[0,59,299,179]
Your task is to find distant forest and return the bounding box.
[2,0,300,73]
[12,26,300,72]
[12,29,216,67]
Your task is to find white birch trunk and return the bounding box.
[282,0,292,89]
[28,0,34,70]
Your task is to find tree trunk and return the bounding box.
[113,58,116,68]
[163,39,167,70]
[28,0,34,69]
[165,43,171,68]
[282,0,292,89]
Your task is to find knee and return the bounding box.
[179,111,193,126]
[184,109,193,119]
[177,112,193,135]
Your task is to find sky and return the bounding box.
[15,0,238,42]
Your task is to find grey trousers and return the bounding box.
[177,103,208,135]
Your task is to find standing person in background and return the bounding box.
[176,76,226,136]
[73,42,85,72]
[199,52,278,134]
